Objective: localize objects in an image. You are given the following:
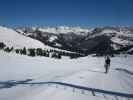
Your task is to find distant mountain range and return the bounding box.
[15,26,133,56]
[0,26,133,56]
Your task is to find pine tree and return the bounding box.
[4,46,13,52]
[15,49,20,54]
[28,48,36,57]
[21,47,27,55]
[58,54,62,59]
[4,47,11,52]
[36,48,43,56]
[0,42,6,49]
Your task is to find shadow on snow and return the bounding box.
[0,79,132,98]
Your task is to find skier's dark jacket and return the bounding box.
[106,58,110,65]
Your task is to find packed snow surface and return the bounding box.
[0,51,133,100]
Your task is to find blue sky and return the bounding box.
[0,0,133,27]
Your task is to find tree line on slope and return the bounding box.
[0,42,84,59]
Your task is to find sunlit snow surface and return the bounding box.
[0,51,133,100]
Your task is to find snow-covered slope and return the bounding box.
[90,27,133,46]
[86,27,133,51]
[0,26,45,48]
[0,26,75,53]
[0,51,133,100]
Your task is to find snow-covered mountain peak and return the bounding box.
[30,26,91,35]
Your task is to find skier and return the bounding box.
[104,55,111,74]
